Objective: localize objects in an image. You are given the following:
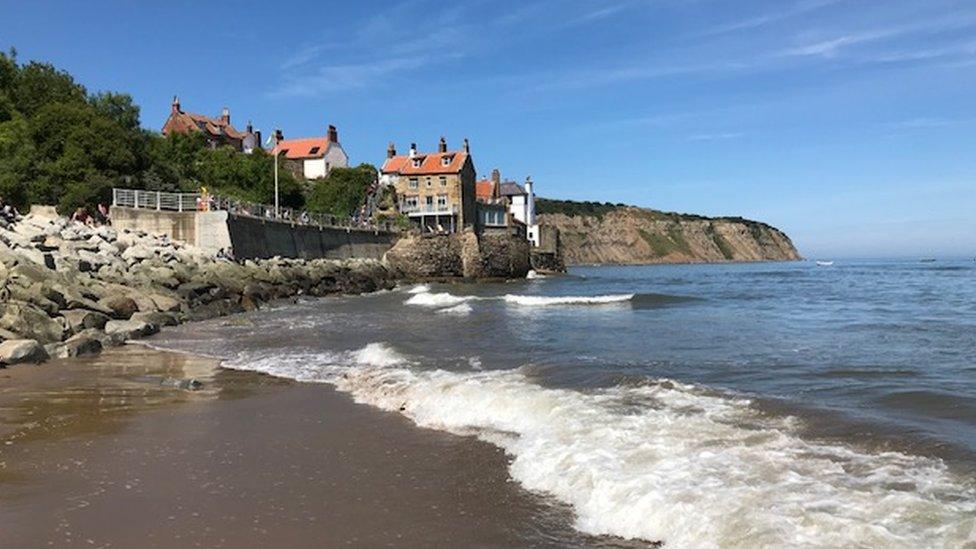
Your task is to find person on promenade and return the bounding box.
[96,203,111,225]
[71,207,91,225]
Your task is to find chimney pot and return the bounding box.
[328,124,338,143]
[409,143,417,158]
[438,136,447,153]
[220,107,230,125]
[463,138,470,153]
[387,142,397,159]
[171,95,180,114]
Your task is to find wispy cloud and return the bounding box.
[887,117,965,129]
[688,132,745,141]
[702,0,843,36]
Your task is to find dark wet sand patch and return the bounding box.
[0,346,648,548]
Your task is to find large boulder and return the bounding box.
[148,293,182,313]
[49,333,102,359]
[104,319,159,339]
[0,339,48,365]
[60,309,111,332]
[98,295,139,319]
[131,310,179,327]
[0,301,67,343]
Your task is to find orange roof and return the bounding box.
[164,110,246,139]
[381,151,468,175]
[272,137,332,159]
[476,179,496,201]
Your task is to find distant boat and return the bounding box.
[816,261,834,267]
[920,258,936,263]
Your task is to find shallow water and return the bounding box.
[151,259,976,546]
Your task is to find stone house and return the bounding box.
[381,138,476,233]
[162,96,260,153]
[272,125,349,180]
[499,178,540,247]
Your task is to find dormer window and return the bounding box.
[309,146,320,155]
[412,158,422,168]
[441,155,452,167]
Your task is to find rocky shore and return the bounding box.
[0,214,396,367]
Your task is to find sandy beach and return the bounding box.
[0,345,640,548]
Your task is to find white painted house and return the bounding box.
[274,125,349,180]
[499,177,540,246]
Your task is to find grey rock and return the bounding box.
[104,319,158,339]
[131,310,179,327]
[159,377,203,390]
[0,301,67,343]
[0,339,48,365]
[49,334,102,358]
[98,295,139,319]
[60,308,111,332]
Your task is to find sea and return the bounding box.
[150,259,976,547]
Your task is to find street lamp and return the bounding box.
[266,128,281,218]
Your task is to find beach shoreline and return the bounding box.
[0,344,643,548]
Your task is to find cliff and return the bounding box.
[536,200,801,265]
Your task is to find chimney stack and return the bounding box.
[409,142,417,158]
[275,129,284,143]
[328,124,338,143]
[246,119,253,133]
[220,106,230,125]
[438,136,447,153]
[490,168,501,185]
[171,95,180,114]
[387,142,397,159]
[463,138,470,153]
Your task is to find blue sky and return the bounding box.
[4,0,975,258]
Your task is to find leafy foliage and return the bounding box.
[0,48,311,214]
[306,164,376,217]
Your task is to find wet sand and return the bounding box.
[0,346,642,548]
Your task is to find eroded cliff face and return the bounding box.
[538,207,801,265]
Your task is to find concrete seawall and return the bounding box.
[225,214,395,260]
[112,207,397,260]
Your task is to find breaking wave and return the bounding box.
[436,303,473,316]
[225,343,976,547]
[404,291,475,308]
[405,283,431,294]
[503,293,635,306]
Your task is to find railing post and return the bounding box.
[156,191,161,211]
[178,193,183,212]
[134,190,139,209]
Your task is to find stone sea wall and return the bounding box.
[111,207,397,260]
[0,214,396,366]
[383,230,531,279]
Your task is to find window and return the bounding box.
[409,178,418,189]
[412,158,422,168]
[439,176,447,187]
[405,196,419,208]
[426,177,432,187]
[441,156,451,166]
[425,196,434,206]
[309,146,320,155]
[437,195,447,206]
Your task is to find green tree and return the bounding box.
[306,164,376,217]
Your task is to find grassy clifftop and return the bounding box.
[536,199,801,265]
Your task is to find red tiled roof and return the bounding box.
[476,179,496,201]
[272,137,332,159]
[164,110,246,140]
[381,151,468,175]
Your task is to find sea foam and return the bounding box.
[404,291,474,308]
[225,343,976,547]
[502,293,635,306]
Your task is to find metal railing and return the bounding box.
[112,188,397,232]
[113,188,199,212]
[400,202,459,215]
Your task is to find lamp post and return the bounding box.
[266,127,281,218]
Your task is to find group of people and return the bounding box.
[0,197,20,224]
[71,203,111,226]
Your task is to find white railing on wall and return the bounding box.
[113,188,199,212]
[112,188,397,233]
